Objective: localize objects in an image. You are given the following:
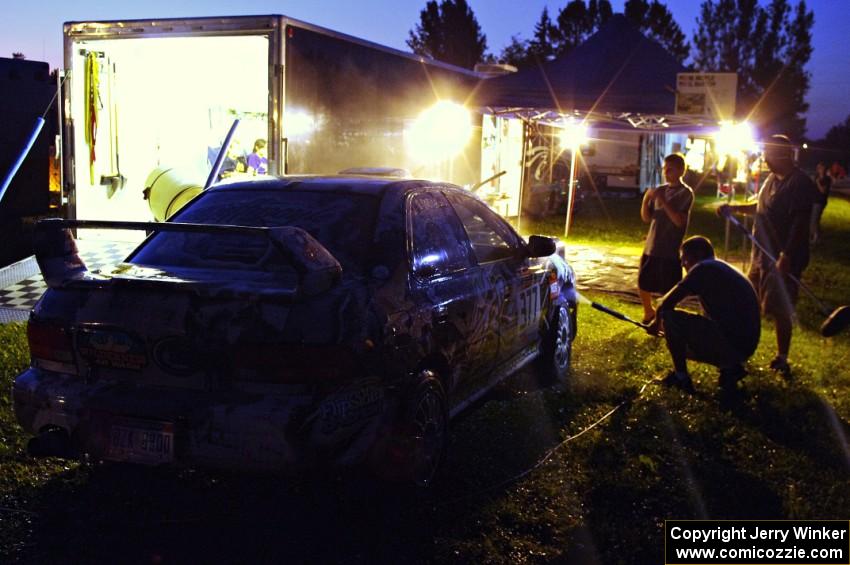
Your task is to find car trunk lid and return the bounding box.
[30,219,359,390]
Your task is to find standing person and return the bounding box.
[718,135,819,376]
[247,139,268,176]
[810,162,832,244]
[638,153,694,324]
[647,236,760,393]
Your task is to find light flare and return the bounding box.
[558,119,589,150]
[406,101,472,163]
[714,120,756,156]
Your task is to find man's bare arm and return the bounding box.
[656,191,691,228]
[640,188,655,223]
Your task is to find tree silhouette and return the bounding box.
[530,7,559,63]
[554,0,613,56]
[624,0,689,62]
[12,52,26,60]
[693,0,813,139]
[407,0,488,69]
[499,36,532,69]
[498,7,561,69]
[822,115,850,165]
[501,1,692,69]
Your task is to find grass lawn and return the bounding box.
[0,194,848,563]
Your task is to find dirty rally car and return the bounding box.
[13,176,577,485]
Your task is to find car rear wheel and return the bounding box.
[538,303,574,386]
[406,374,448,487]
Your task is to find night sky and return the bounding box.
[0,0,846,138]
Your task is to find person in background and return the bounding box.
[207,140,246,179]
[810,161,832,245]
[829,161,846,180]
[247,139,268,176]
[718,135,819,377]
[638,153,694,324]
[647,236,760,393]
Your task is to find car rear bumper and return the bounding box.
[13,367,396,472]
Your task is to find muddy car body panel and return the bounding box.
[13,176,577,477]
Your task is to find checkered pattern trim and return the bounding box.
[0,240,137,312]
[0,281,45,309]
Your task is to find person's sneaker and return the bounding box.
[718,365,746,390]
[769,356,792,378]
[657,371,695,394]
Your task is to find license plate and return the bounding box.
[106,420,174,464]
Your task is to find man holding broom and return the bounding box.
[718,135,819,377]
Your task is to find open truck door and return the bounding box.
[60,15,481,240]
[61,17,282,241]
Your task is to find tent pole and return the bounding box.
[564,148,578,238]
[516,120,528,234]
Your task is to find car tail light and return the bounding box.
[27,318,77,373]
[232,344,361,384]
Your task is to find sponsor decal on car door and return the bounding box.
[407,191,493,398]
[444,192,543,361]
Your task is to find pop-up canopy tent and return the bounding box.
[471,15,720,235]
[473,14,693,127]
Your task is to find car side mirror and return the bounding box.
[526,235,557,258]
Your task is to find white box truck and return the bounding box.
[59,15,480,238]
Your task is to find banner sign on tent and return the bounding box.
[675,73,737,120]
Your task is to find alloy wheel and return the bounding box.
[554,306,571,371]
[411,383,446,487]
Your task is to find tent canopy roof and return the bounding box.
[473,14,687,118]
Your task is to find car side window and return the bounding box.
[445,192,520,263]
[408,192,474,278]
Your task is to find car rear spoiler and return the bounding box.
[33,219,343,296]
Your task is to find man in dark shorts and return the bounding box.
[718,135,819,376]
[639,153,694,324]
[646,236,760,393]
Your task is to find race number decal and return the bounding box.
[518,285,541,330]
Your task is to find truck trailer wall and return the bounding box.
[61,16,484,228]
[284,25,480,186]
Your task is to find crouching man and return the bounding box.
[646,236,760,393]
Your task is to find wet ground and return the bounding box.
[562,244,642,303]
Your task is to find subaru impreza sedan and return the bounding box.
[13,175,577,486]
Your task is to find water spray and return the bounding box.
[576,291,655,331]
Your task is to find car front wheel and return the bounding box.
[538,303,574,385]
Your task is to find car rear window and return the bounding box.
[130,190,379,275]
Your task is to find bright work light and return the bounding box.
[714,120,756,156]
[406,101,472,162]
[558,119,589,149]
